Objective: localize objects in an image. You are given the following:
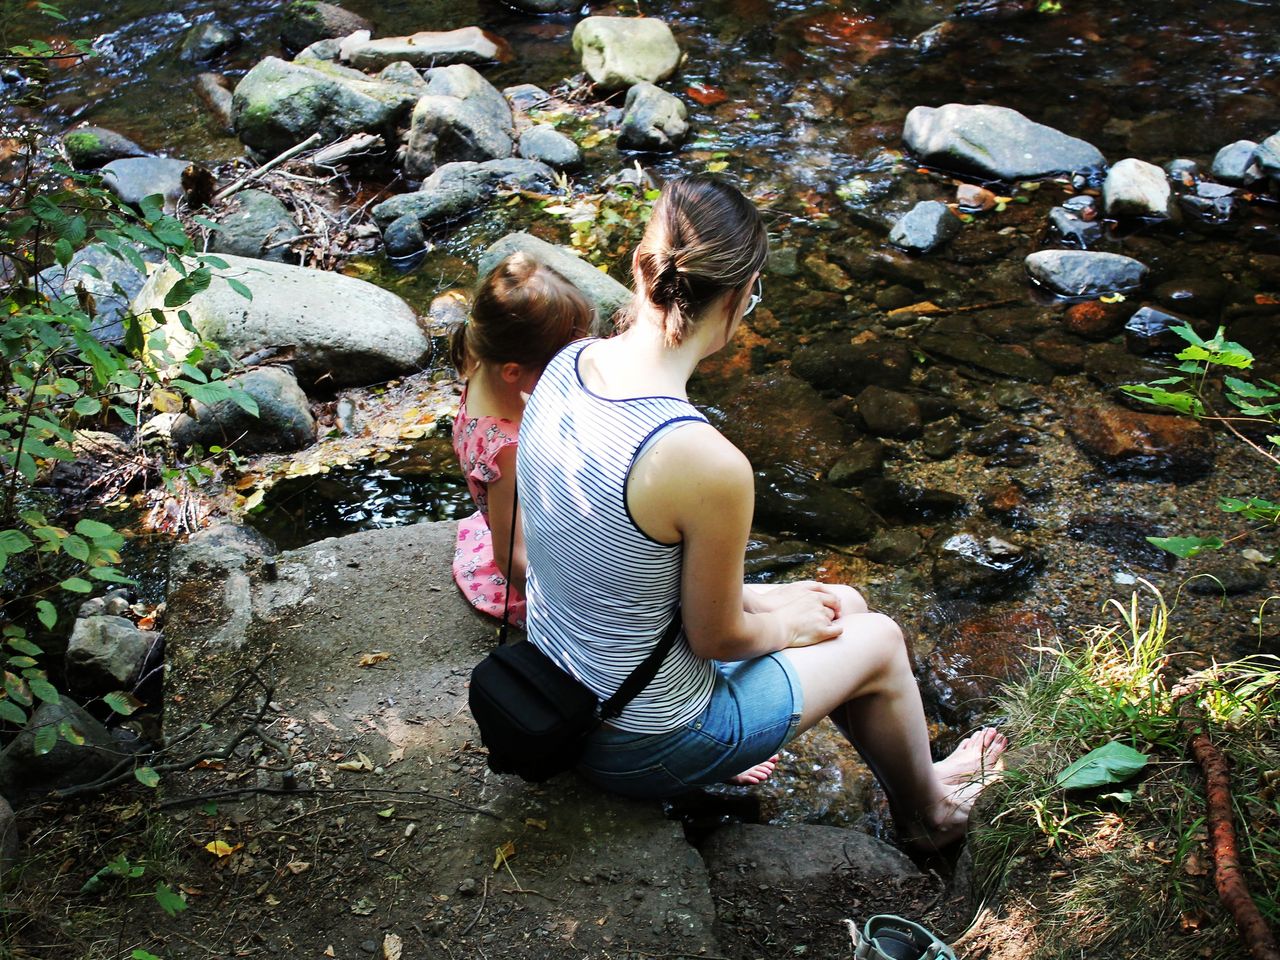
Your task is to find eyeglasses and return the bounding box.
[744,277,763,316]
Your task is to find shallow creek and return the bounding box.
[5,0,1280,827]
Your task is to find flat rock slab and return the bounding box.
[345,28,514,70]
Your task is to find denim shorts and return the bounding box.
[576,652,804,799]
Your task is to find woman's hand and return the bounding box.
[777,589,843,648]
[743,581,835,615]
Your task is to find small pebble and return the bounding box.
[1242,548,1269,563]
[458,877,479,897]
[359,941,377,955]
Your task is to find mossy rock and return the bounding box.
[61,126,146,170]
[280,0,372,53]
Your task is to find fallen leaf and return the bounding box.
[887,301,942,317]
[285,861,311,874]
[377,807,395,818]
[358,651,391,667]
[705,160,729,174]
[383,933,403,960]
[324,948,335,958]
[1256,293,1278,305]
[1099,292,1126,304]
[493,840,516,870]
[686,83,728,106]
[387,746,406,765]
[350,897,377,915]
[336,752,374,772]
[1183,852,1208,876]
[205,840,242,858]
[524,818,548,830]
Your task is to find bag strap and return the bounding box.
[499,478,683,722]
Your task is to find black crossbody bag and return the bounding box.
[467,483,682,782]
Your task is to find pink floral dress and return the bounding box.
[452,388,526,628]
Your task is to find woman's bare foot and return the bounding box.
[905,728,1008,852]
[726,754,779,786]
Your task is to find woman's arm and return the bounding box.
[485,445,526,595]
[630,424,840,661]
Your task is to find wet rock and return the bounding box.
[1253,132,1280,179]
[922,420,961,459]
[711,374,854,474]
[1153,279,1225,321]
[374,158,556,229]
[1178,181,1240,227]
[194,73,235,131]
[888,200,962,254]
[503,83,550,112]
[931,531,1038,601]
[922,610,1056,725]
[65,615,153,694]
[572,16,680,91]
[979,481,1032,527]
[479,233,631,329]
[232,57,417,158]
[916,331,1055,384]
[860,478,966,522]
[1210,140,1262,186]
[1066,402,1214,480]
[280,1,372,54]
[911,20,959,55]
[1061,299,1123,339]
[1164,158,1199,185]
[865,529,924,565]
[294,37,342,62]
[966,423,1036,459]
[873,284,918,311]
[518,124,582,169]
[403,64,515,177]
[383,214,426,258]
[952,0,1036,17]
[210,189,302,263]
[791,339,914,393]
[506,0,581,11]
[956,183,997,212]
[1048,205,1103,248]
[168,522,275,650]
[828,439,885,486]
[61,126,145,170]
[344,28,513,71]
[100,157,192,212]
[1024,250,1148,299]
[133,254,430,389]
[0,796,17,871]
[1185,556,1269,595]
[1103,158,1173,220]
[753,467,878,543]
[179,19,240,63]
[0,699,120,802]
[855,386,921,439]
[744,535,818,577]
[171,366,316,454]
[618,83,688,152]
[1029,332,1086,373]
[36,242,157,346]
[1066,513,1176,571]
[903,103,1104,181]
[1124,305,1199,355]
[1081,342,1169,398]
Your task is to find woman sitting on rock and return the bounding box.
[516,174,1006,847]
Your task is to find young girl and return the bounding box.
[449,252,593,629]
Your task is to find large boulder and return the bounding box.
[888,199,962,253]
[231,56,418,157]
[373,158,558,229]
[1066,402,1215,480]
[753,466,879,542]
[61,126,145,170]
[1103,157,1173,220]
[572,16,681,91]
[100,157,192,212]
[65,615,154,694]
[170,366,316,453]
[618,82,688,151]
[903,103,1104,180]
[344,28,513,71]
[280,1,371,54]
[0,700,120,802]
[133,254,430,388]
[210,188,302,263]
[36,242,158,346]
[167,522,276,651]
[403,64,515,177]
[1024,250,1147,298]
[480,232,632,328]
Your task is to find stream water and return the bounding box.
[5,0,1280,827]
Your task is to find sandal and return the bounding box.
[852,914,957,960]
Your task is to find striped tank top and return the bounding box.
[517,339,717,734]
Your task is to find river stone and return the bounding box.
[1024,250,1148,298]
[1210,140,1262,185]
[931,531,1038,601]
[179,19,240,63]
[1061,299,1126,339]
[1124,305,1201,355]
[791,339,914,393]
[133,254,429,388]
[917,331,1055,384]
[1154,279,1225,321]
[280,1,372,54]
[618,82,688,151]
[232,56,418,158]
[828,439,885,486]
[61,126,146,170]
[503,83,550,112]
[65,614,153,694]
[376,61,427,90]
[865,529,924,565]
[711,373,853,474]
[383,213,427,258]
[1185,556,1269,595]
[1164,158,1199,184]
[480,232,631,329]
[373,158,557,229]
[345,28,513,71]
[1066,513,1177,571]
[171,366,316,454]
[572,17,681,91]
[0,796,17,871]
[1066,402,1214,480]
[903,103,1104,181]
[1179,181,1239,227]
[518,124,582,169]
[888,200,962,253]
[753,467,878,543]
[0,699,120,802]
[403,65,515,177]
[195,72,235,131]
[1254,132,1280,178]
[100,157,191,212]
[210,189,302,263]
[1049,205,1103,247]
[855,386,922,439]
[36,242,157,346]
[294,37,342,62]
[860,478,966,523]
[1103,157,1173,220]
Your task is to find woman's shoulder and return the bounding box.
[645,420,751,483]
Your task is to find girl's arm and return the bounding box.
[485,445,526,595]
[631,424,840,662]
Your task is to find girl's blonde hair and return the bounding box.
[618,174,769,346]
[449,252,593,374]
